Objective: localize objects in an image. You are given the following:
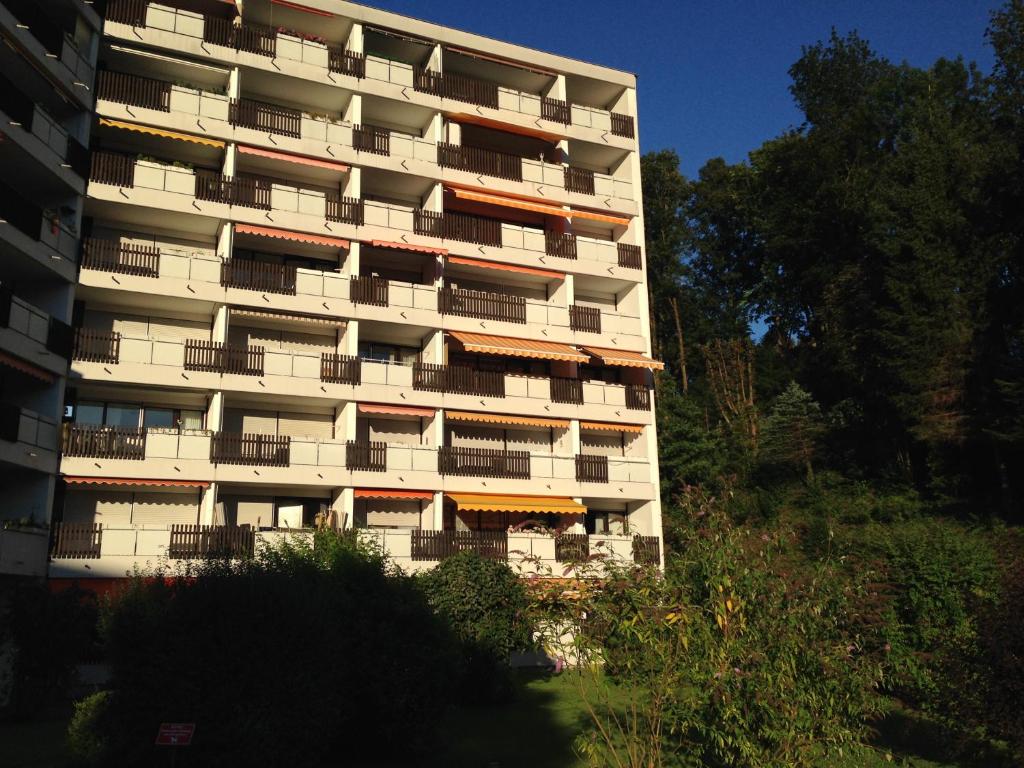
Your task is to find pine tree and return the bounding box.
[760,382,825,481]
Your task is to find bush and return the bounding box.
[418,551,533,703]
[76,530,458,766]
[67,691,113,766]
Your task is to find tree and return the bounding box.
[760,381,826,481]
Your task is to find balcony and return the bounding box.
[350,275,389,307]
[555,533,589,562]
[438,143,522,183]
[413,363,506,398]
[229,97,301,138]
[414,69,498,110]
[569,304,601,334]
[550,376,583,404]
[0,404,59,472]
[220,259,297,295]
[625,384,651,411]
[352,124,390,156]
[321,353,361,385]
[439,287,526,324]
[72,329,121,363]
[169,523,254,559]
[346,440,386,472]
[632,535,660,565]
[1,287,75,367]
[184,340,264,376]
[96,69,171,113]
[61,424,146,459]
[82,238,160,277]
[545,230,577,260]
[413,210,502,248]
[575,454,609,483]
[0,192,79,272]
[0,83,90,182]
[210,431,290,466]
[563,166,595,196]
[411,530,507,561]
[617,243,643,270]
[438,446,530,480]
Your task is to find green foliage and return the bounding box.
[655,371,727,501]
[759,381,825,481]
[418,551,534,703]
[79,530,457,766]
[67,691,113,767]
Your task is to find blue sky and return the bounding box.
[364,0,1000,177]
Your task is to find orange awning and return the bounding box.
[446,255,562,280]
[445,410,568,429]
[98,118,226,149]
[448,331,588,363]
[64,477,210,488]
[447,493,586,515]
[237,144,349,173]
[570,208,630,226]
[0,351,55,383]
[354,489,433,500]
[580,421,645,434]
[234,223,349,249]
[449,187,569,219]
[370,240,447,256]
[358,403,435,418]
[581,345,664,370]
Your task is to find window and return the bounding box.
[74,402,204,431]
[74,402,104,426]
[579,364,622,384]
[104,403,141,428]
[143,408,175,429]
[449,352,549,377]
[586,511,609,534]
[358,341,419,364]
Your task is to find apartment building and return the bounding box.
[49,0,664,582]
[0,0,99,578]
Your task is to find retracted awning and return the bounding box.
[0,351,55,383]
[237,144,349,173]
[234,223,349,249]
[580,421,645,433]
[445,410,568,429]
[98,118,225,149]
[570,208,630,226]
[448,331,588,363]
[354,489,433,500]
[64,477,210,488]
[358,403,435,418]
[230,308,341,328]
[446,255,562,280]
[447,493,586,515]
[448,187,631,227]
[370,240,447,256]
[580,345,664,370]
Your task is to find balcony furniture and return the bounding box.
[413,363,505,398]
[220,259,297,295]
[540,96,571,125]
[411,530,508,561]
[413,69,499,110]
[617,243,643,269]
[352,124,390,155]
[575,454,609,483]
[438,446,530,479]
[544,230,577,259]
[414,210,502,247]
[625,384,651,411]
[633,535,661,565]
[72,329,121,363]
[564,166,595,195]
[555,533,589,562]
[211,432,290,466]
[550,376,583,404]
[194,172,272,210]
[439,287,526,324]
[346,441,386,472]
[90,151,135,188]
[185,340,264,376]
[96,70,170,112]
[169,524,255,560]
[350,275,388,306]
[62,424,145,459]
[50,523,102,559]
[437,143,523,182]
[228,97,301,138]
[569,304,601,334]
[82,238,160,277]
[611,113,635,139]
[320,353,361,385]
[328,48,366,78]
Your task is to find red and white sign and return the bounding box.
[155,723,195,746]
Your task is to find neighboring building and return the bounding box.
[49,0,663,584]
[0,0,99,579]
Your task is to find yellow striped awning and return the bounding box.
[447,187,630,226]
[580,345,664,370]
[449,331,588,363]
[98,118,226,149]
[448,493,586,515]
[445,410,569,429]
[580,421,645,433]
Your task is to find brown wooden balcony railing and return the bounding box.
[62,424,145,459]
[195,172,272,210]
[439,287,526,324]
[203,16,277,57]
[220,259,297,295]
[326,194,365,225]
[611,112,635,139]
[350,275,388,306]
[46,318,75,359]
[106,0,147,26]
[184,340,264,376]
[228,97,301,138]
[90,151,135,188]
[73,329,121,363]
[50,523,103,559]
[411,530,508,561]
[437,143,523,182]
[633,535,661,565]
[438,446,530,479]
[346,441,386,472]
[555,533,589,562]
[211,432,290,466]
[413,363,506,398]
[414,210,502,247]
[545,230,577,259]
[97,70,171,112]
[82,238,160,277]
[321,353,361,385]
[576,454,609,483]
[169,524,255,560]
[617,243,643,269]
[564,166,596,195]
[569,304,602,334]
[550,376,583,404]
[541,96,571,125]
[413,69,499,109]
[352,124,390,155]
[625,384,651,411]
[328,48,366,78]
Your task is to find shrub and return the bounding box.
[418,551,533,703]
[67,691,113,766]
